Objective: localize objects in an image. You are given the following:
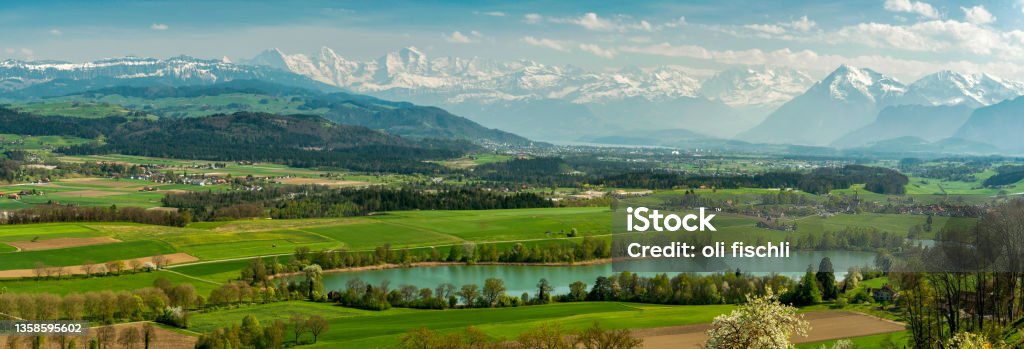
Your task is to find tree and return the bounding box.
[516,322,575,349]
[96,326,117,349]
[289,313,306,344]
[458,284,480,307]
[81,262,97,277]
[150,255,166,270]
[569,281,588,302]
[482,278,506,307]
[141,323,157,349]
[117,327,141,349]
[305,315,329,343]
[264,320,286,349]
[240,315,263,347]
[577,322,643,349]
[535,278,553,304]
[303,265,324,300]
[703,289,809,349]
[815,257,838,300]
[129,260,142,273]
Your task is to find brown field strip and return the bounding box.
[638,311,905,349]
[7,237,121,251]
[0,253,198,278]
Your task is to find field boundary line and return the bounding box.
[158,269,223,286]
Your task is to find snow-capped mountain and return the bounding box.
[698,67,814,111]
[0,55,332,96]
[894,70,1024,108]
[243,46,818,140]
[244,46,711,103]
[738,65,906,146]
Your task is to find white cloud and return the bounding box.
[4,48,34,60]
[523,13,543,24]
[663,16,687,28]
[548,12,653,32]
[883,0,939,18]
[150,23,169,31]
[49,28,62,36]
[617,42,1019,80]
[480,11,505,17]
[834,20,1022,59]
[961,5,995,25]
[521,36,570,52]
[746,24,786,35]
[788,16,817,32]
[579,43,616,58]
[444,31,474,44]
[563,12,614,31]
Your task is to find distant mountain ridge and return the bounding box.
[60,80,534,146]
[0,56,338,96]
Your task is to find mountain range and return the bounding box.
[3,49,1024,155]
[243,47,817,140]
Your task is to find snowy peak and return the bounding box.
[816,64,905,104]
[243,47,816,109]
[898,70,1024,107]
[244,49,291,71]
[698,66,814,109]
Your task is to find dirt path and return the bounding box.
[0,252,198,278]
[638,311,905,349]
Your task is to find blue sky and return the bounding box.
[3,0,1024,80]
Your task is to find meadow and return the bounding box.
[188,301,736,348]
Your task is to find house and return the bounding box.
[869,284,897,303]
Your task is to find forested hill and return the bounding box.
[64,80,534,146]
[0,107,472,173]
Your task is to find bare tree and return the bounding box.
[82,261,98,277]
[33,262,47,279]
[118,326,141,349]
[289,313,306,344]
[305,315,329,343]
[129,260,142,273]
[96,326,117,349]
[151,255,166,269]
[141,323,157,349]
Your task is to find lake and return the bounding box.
[316,250,877,297]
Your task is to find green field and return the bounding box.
[189,301,735,348]
[0,270,218,295]
[5,101,155,119]
[0,177,230,209]
[796,331,910,348]
[0,240,174,269]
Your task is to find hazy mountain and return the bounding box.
[59,80,533,146]
[0,56,336,97]
[243,47,814,141]
[831,104,974,148]
[738,65,906,146]
[955,96,1024,151]
[848,136,999,155]
[894,70,1024,108]
[698,66,815,114]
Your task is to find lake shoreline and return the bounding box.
[271,258,614,278]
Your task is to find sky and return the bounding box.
[2,0,1024,81]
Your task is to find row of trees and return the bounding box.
[399,322,642,349]
[195,314,329,349]
[15,323,160,349]
[162,186,553,221]
[0,204,190,227]
[0,281,198,324]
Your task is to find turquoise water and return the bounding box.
[316,251,877,296]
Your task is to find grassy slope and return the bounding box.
[189,301,734,348]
